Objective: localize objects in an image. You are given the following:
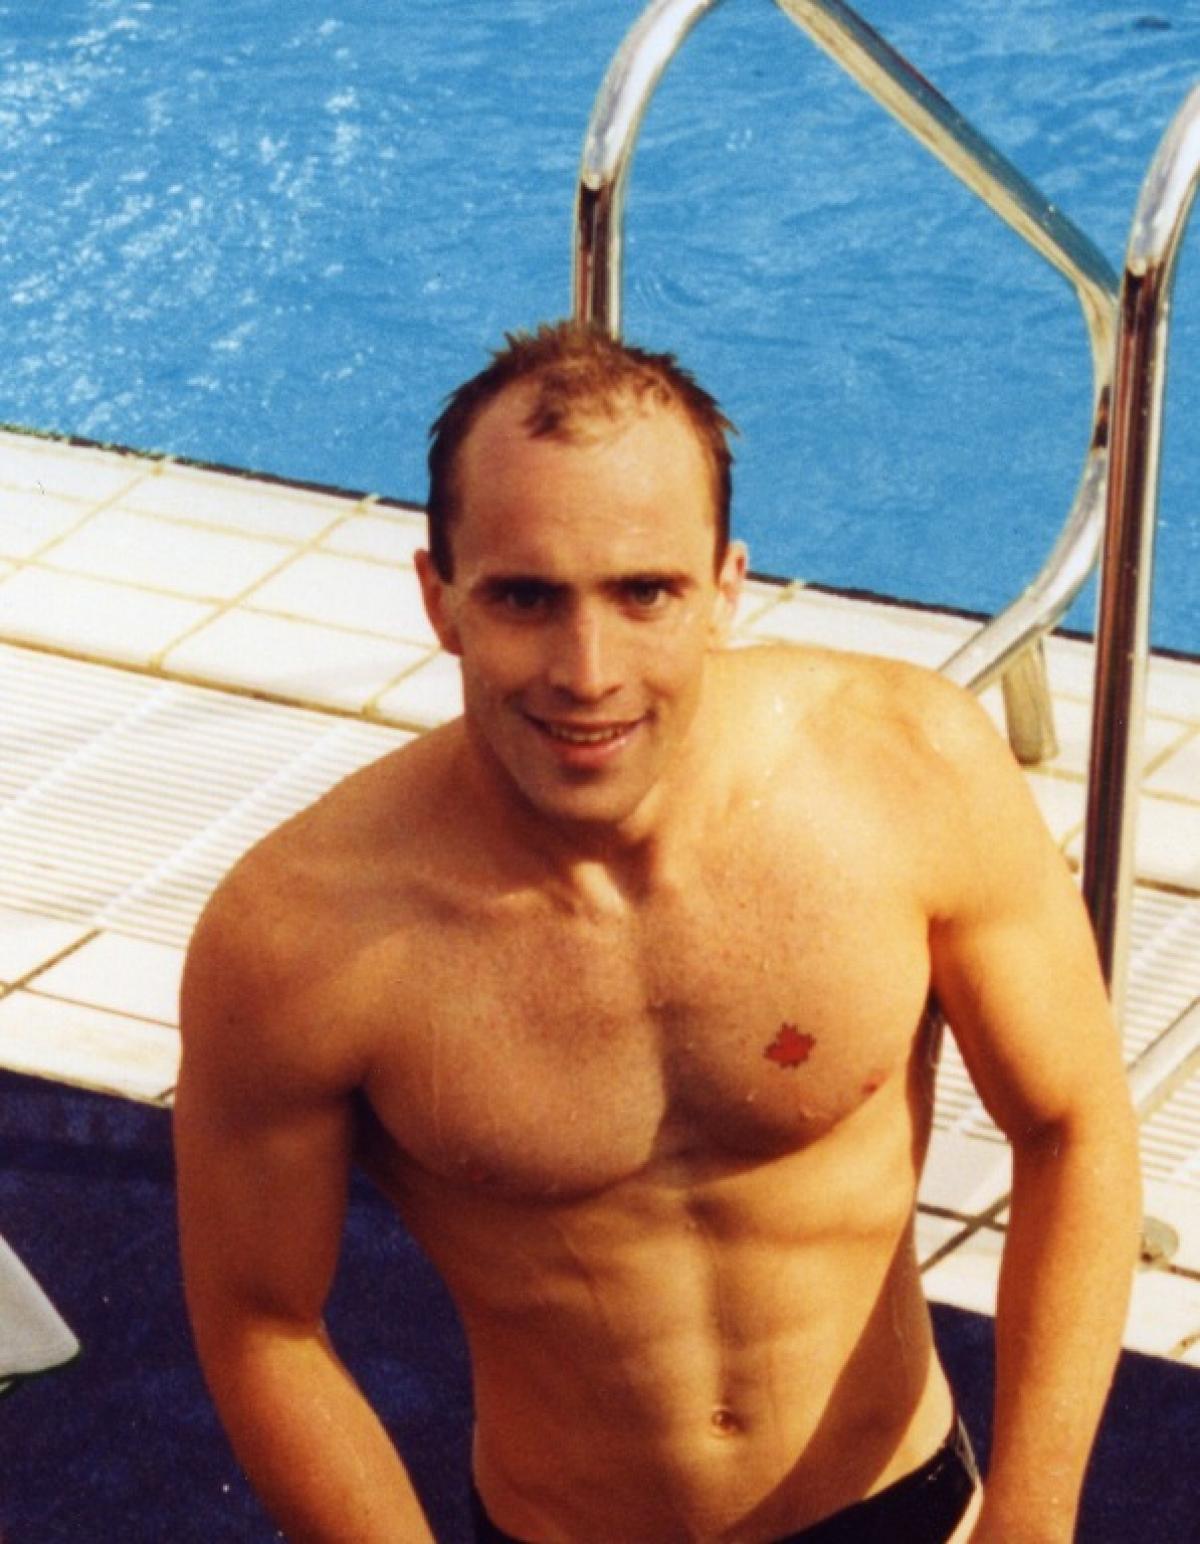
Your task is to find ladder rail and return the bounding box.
[771,0,1116,384]
[1083,83,1200,1026]
[571,0,1118,733]
[574,0,722,332]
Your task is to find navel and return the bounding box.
[709,1404,745,1436]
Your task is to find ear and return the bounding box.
[708,540,748,647]
[415,549,463,656]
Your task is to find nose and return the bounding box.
[546,603,621,702]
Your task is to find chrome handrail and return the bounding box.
[1082,83,1200,1025]
[572,0,1119,724]
[574,0,722,332]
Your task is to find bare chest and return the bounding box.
[357,855,933,1201]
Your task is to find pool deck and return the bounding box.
[3,425,1200,1368]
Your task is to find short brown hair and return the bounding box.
[426,322,735,579]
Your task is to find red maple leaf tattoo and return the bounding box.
[764,1023,817,1069]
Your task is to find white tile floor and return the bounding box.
[31,934,185,1026]
[43,505,293,599]
[118,461,347,540]
[2,426,1199,1365]
[0,991,179,1103]
[163,607,429,709]
[0,907,92,985]
[0,565,214,665]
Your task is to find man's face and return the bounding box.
[416,388,746,831]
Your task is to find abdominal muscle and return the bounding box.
[385,1128,956,1544]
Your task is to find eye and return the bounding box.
[490,580,555,614]
[620,577,674,612]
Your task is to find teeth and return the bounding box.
[541,722,630,745]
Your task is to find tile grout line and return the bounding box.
[1167,1325,1200,1361]
[731,582,804,633]
[918,1214,999,1275]
[0,446,419,544]
[237,599,434,648]
[361,645,452,721]
[917,1201,978,1229]
[12,558,250,612]
[29,484,429,571]
[14,552,436,651]
[1143,719,1200,774]
[0,634,425,731]
[149,495,383,670]
[2,454,168,573]
[21,983,179,1032]
[104,470,405,542]
[0,928,102,1001]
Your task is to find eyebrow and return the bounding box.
[471,574,565,600]
[611,570,698,596]
[472,568,697,594]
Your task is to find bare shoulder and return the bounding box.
[719,643,1050,894]
[180,726,461,1095]
[721,640,1008,780]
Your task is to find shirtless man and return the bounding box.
[175,323,1141,1543]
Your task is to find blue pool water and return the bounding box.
[1,0,1197,650]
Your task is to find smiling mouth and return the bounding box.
[528,716,641,746]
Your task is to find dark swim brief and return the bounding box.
[470,1412,979,1543]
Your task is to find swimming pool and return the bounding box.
[1,0,1197,649]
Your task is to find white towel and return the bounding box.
[0,1232,80,1382]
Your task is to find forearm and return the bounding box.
[975,1118,1141,1542]
[198,1318,436,1544]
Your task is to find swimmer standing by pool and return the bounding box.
[175,323,1140,1542]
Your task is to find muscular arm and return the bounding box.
[174,879,435,1544]
[924,684,1141,1543]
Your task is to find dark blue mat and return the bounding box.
[1,1072,1196,1542]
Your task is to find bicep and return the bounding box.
[174,925,356,1340]
[924,695,1126,1144]
[931,852,1122,1143]
[175,1075,353,1331]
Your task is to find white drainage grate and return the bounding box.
[0,644,409,947]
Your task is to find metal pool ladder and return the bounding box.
[1086,84,1200,1108]
[569,1,1200,1072]
[570,0,1117,764]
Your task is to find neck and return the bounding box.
[455,720,718,908]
